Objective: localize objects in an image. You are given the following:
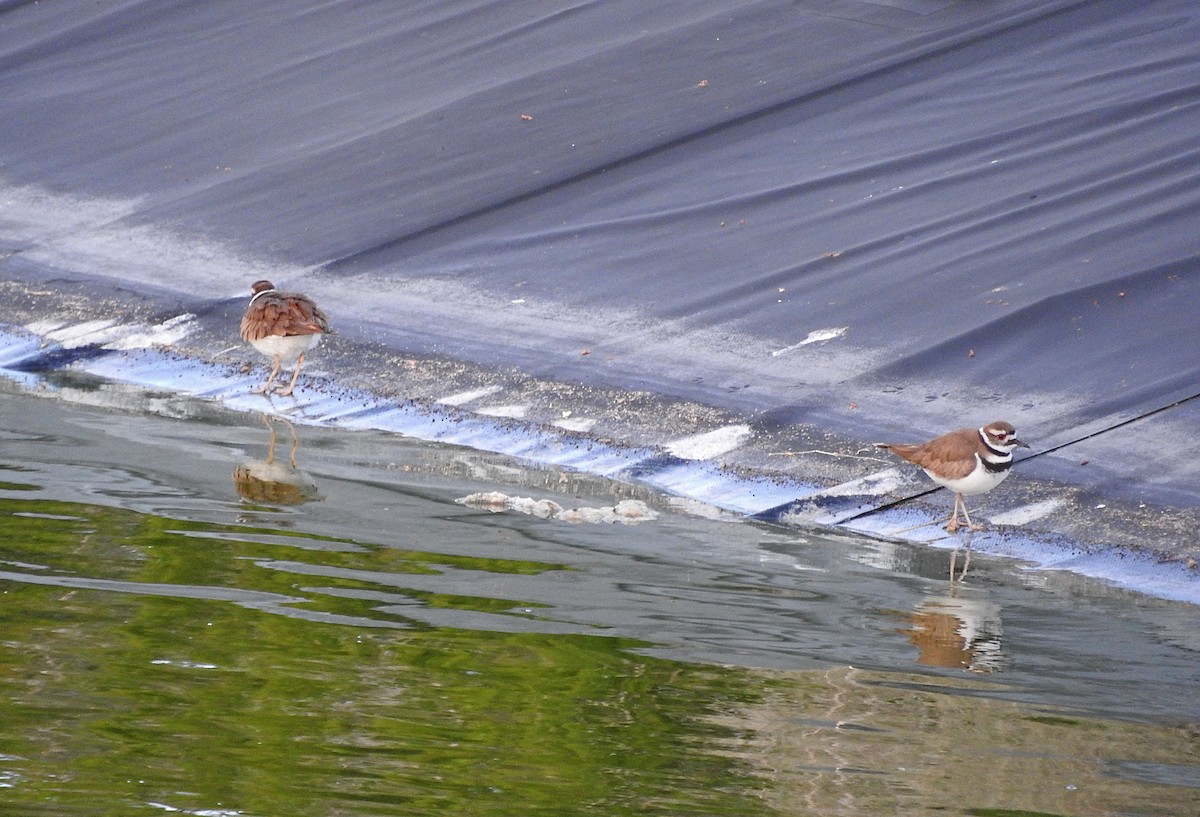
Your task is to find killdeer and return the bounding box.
[239,280,332,396]
[876,421,1029,532]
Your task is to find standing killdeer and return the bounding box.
[876,421,1029,532]
[240,280,332,396]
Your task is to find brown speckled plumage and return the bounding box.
[878,427,996,481]
[240,279,331,342]
[240,280,332,396]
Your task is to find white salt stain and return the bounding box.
[771,326,849,357]
[665,424,752,460]
[105,314,196,350]
[987,498,1066,527]
[476,404,529,419]
[553,417,596,432]
[23,319,66,336]
[437,385,503,406]
[25,314,195,350]
[817,468,907,497]
[37,319,119,348]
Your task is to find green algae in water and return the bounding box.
[0,496,773,817]
[2,490,1198,817]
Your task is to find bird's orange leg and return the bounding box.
[253,356,282,394]
[946,493,986,533]
[278,353,305,397]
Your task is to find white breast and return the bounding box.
[923,454,1011,496]
[249,333,321,365]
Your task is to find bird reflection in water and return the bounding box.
[895,591,1007,673]
[950,541,970,583]
[233,414,321,505]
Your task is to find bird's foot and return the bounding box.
[945,518,986,533]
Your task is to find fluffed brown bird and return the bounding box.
[240,279,332,396]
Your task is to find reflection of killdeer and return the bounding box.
[233,414,320,505]
[876,421,1029,532]
[240,280,332,396]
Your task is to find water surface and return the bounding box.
[0,378,1197,816]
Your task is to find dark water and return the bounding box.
[0,376,1197,817]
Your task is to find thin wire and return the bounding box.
[833,390,1200,526]
[1013,390,1200,463]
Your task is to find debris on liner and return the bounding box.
[456,491,658,524]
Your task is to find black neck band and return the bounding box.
[979,430,1013,473]
[982,457,1013,474]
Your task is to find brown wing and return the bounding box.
[877,428,979,480]
[241,293,331,341]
